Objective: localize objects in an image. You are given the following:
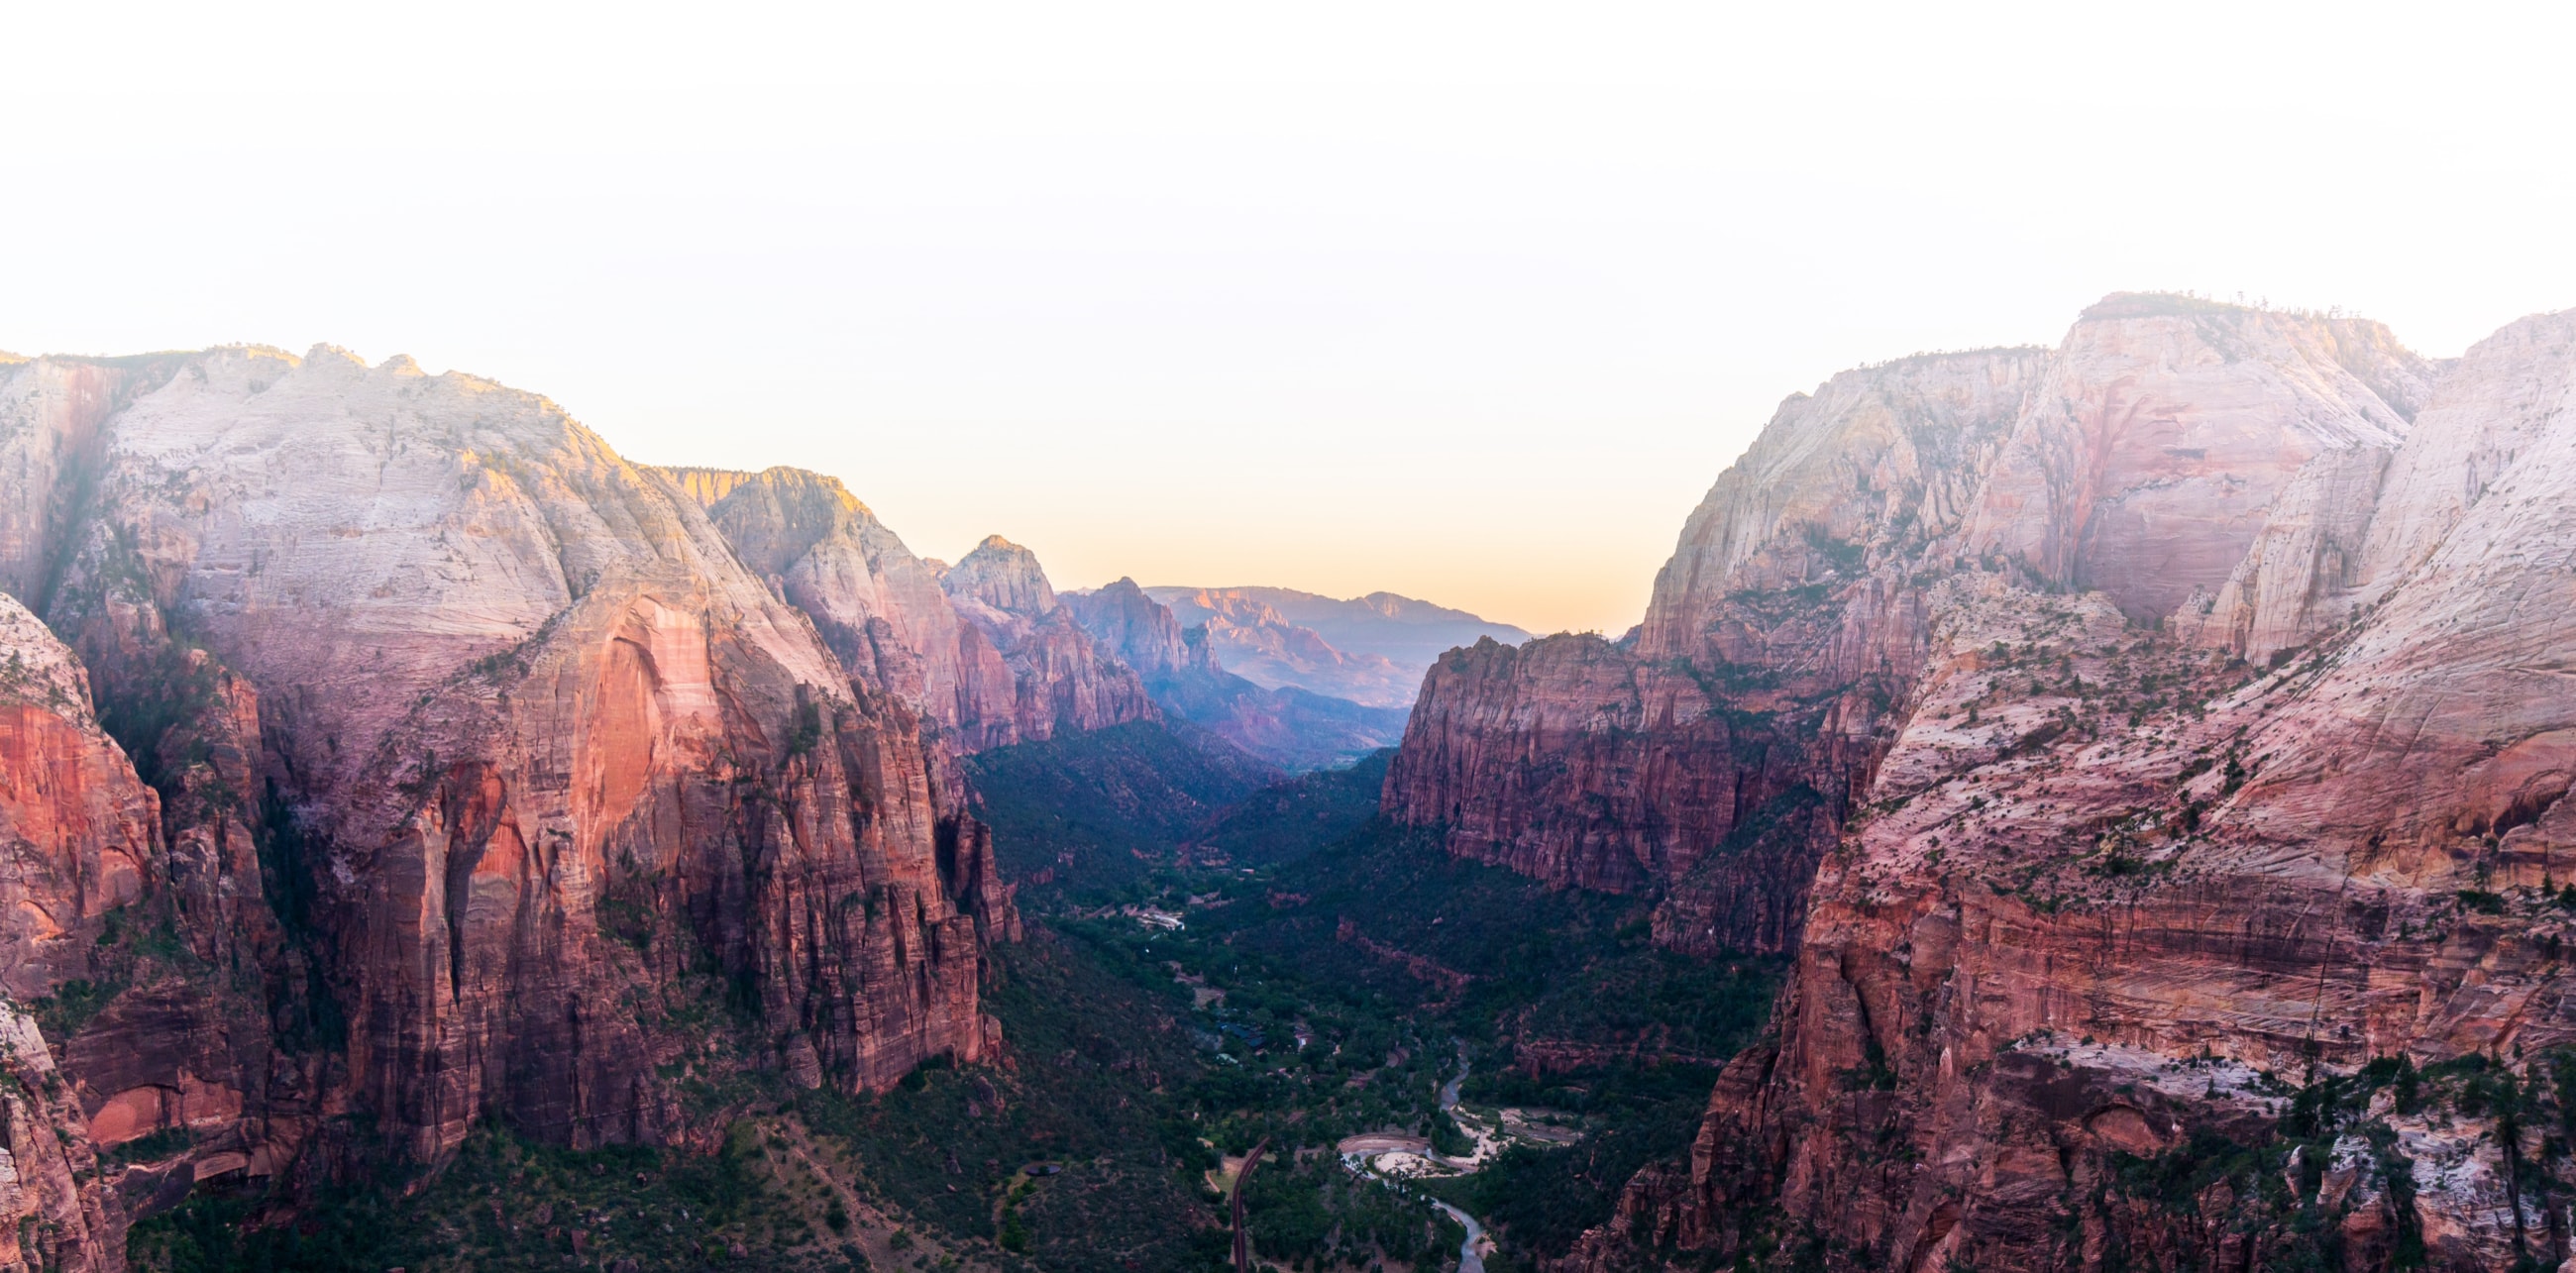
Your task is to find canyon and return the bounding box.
[1383,294,2576,1269]
[7,287,2573,1272]
[0,348,1488,1269]
[656,463,1410,771]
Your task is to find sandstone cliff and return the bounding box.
[1391,297,2576,1269]
[671,468,1158,753]
[938,536,1159,748]
[1062,577,1210,682]
[0,594,157,1270]
[0,348,1017,1263]
[1387,343,2057,953]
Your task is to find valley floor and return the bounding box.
[128,738,1780,1273]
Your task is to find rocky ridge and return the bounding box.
[1378,295,2576,1269]
[667,467,1157,753]
[670,467,1404,771]
[0,349,1019,1268]
[1147,584,1531,709]
[1068,579,1411,771]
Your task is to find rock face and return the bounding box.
[1063,577,1209,682]
[938,536,1159,747]
[672,468,1157,753]
[1388,343,2058,954]
[0,595,154,995]
[0,595,155,1270]
[1386,298,2451,957]
[1147,584,1531,709]
[678,469,1389,770]
[1070,579,1411,771]
[1391,297,2576,1269]
[0,349,1016,1261]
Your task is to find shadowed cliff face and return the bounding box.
[0,347,1016,1262]
[1387,298,2576,1269]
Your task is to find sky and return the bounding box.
[4,3,2573,636]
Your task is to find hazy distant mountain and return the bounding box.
[1065,579,1410,769]
[1142,585,1533,707]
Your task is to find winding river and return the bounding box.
[1336,1042,1494,1273]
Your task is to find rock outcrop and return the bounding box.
[1387,343,2057,953]
[672,468,1157,753]
[0,348,1017,1262]
[0,595,157,1271]
[0,595,154,995]
[937,536,1159,748]
[1395,297,2576,1269]
[1063,578,1209,682]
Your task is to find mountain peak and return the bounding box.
[946,534,1058,614]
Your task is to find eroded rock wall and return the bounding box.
[678,469,1157,753]
[1386,345,2052,952]
[1387,299,2438,958]
[0,348,1018,1265]
[1528,301,2576,1270]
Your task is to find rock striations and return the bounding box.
[1384,295,2576,1269]
[1386,343,2059,954]
[0,349,1018,1267]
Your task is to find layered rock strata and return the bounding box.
[1387,297,2436,957]
[1387,344,2053,953]
[0,596,158,1270]
[939,535,1159,747]
[1404,298,2576,1269]
[0,348,1018,1264]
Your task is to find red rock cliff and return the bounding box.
[0,594,160,1270]
[1471,300,2576,1270]
[1385,344,2053,953]
[0,346,1015,1232]
[1386,299,2435,958]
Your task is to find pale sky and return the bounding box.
[5,2,2572,635]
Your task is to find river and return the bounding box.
[1334,1042,1493,1273]
[1430,1044,1493,1273]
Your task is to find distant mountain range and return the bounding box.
[1140,585,1532,708]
